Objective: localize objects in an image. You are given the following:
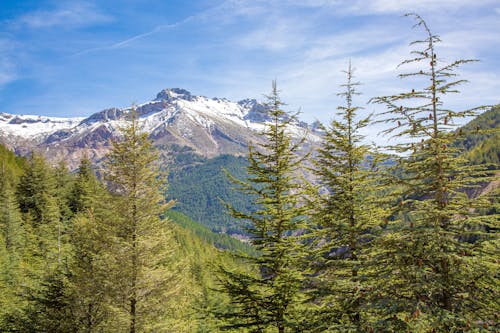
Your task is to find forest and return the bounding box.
[0,13,499,333]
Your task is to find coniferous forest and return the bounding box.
[0,14,499,332]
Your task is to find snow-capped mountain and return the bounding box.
[0,113,84,139]
[0,88,320,169]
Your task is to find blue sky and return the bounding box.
[1,0,499,127]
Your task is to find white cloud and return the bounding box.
[0,39,18,88]
[304,28,405,61]
[353,0,495,14]
[290,0,500,15]
[12,3,112,29]
[0,69,16,86]
[236,17,309,51]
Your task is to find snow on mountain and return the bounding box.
[0,88,321,169]
[0,113,84,140]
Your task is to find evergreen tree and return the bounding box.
[104,109,181,332]
[0,163,25,330]
[17,153,60,228]
[66,157,120,332]
[0,163,24,256]
[13,153,70,332]
[370,13,499,332]
[69,156,95,215]
[216,82,308,333]
[308,64,385,332]
[16,152,62,272]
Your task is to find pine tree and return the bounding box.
[13,153,72,332]
[104,109,181,332]
[0,163,25,330]
[370,13,499,332]
[308,63,385,332]
[66,157,119,331]
[69,156,95,215]
[216,81,308,333]
[0,162,24,256]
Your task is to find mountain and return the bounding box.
[0,88,319,170]
[2,90,496,237]
[0,88,321,237]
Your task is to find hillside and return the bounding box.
[454,105,500,167]
[166,210,255,255]
[0,142,241,332]
[168,154,253,235]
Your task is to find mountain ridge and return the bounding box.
[0,88,319,169]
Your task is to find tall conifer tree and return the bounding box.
[216,82,308,333]
[105,109,180,332]
[309,63,385,332]
[0,164,25,330]
[14,153,70,332]
[66,157,118,331]
[370,13,499,332]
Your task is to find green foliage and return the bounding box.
[308,63,386,332]
[169,154,254,235]
[215,82,309,333]
[16,153,60,226]
[0,141,247,331]
[65,157,120,331]
[453,105,500,151]
[104,109,184,332]
[0,162,25,330]
[370,13,499,332]
[0,12,498,333]
[453,105,500,168]
[0,144,25,182]
[165,210,256,256]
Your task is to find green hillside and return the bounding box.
[0,142,236,332]
[168,154,253,235]
[166,210,256,255]
[454,105,500,167]
[166,107,500,236]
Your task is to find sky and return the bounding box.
[0,0,499,132]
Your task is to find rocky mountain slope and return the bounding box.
[0,88,319,169]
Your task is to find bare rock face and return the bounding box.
[0,88,320,169]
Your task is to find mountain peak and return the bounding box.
[155,88,193,102]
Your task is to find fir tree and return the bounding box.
[12,153,71,332]
[370,13,499,332]
[17,153,60,228]
[308,63,385,332]
[216,82,308,333]
[0,163,24,256]
[104,109,181,332]
[0,163,25,330]
[69,156,95,215]
[16,152,61,273]
[66,157,119,332]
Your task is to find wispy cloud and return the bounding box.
[304,29,405,61]
[0,39,18,88]
[236,17,309,51]
[2,0,497,138]
[73,14,198,56]
[348,0,496,14]
[0,65,16,86]
[11,2,112,29]
[291,0,499,15]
